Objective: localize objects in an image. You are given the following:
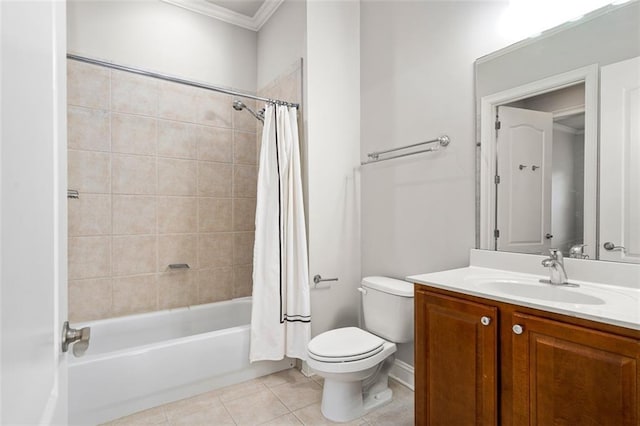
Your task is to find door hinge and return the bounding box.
[494,229,500,238]
[494,175,500,184]
[495,120,501,130]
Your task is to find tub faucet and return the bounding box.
[541,248,570,286]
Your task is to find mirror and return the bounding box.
[475,1,640,263]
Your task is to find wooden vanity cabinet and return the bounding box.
[414,289,498,426]
[414,285,640,426]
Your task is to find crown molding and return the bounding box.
[161,0,283,31]
[476,0,638,65]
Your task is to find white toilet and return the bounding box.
[306,276,414,422]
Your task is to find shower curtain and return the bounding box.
[250,104,310,362]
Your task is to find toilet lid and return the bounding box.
[308,327,384,363]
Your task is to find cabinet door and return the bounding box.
[511,312,640,425]
[415,289,498,426]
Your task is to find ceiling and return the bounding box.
[206,0,266,18]
[162,0,282,31]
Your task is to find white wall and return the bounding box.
[360,0,513,365]
[257,0,306,91]
[67,0,257,91]
[306,1,361,337]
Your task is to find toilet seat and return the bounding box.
[308,327,384,363]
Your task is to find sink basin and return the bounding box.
[480,280,606,305]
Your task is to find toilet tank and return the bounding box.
[361,276,414,343]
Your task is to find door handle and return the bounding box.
[545,233,553,239]
[603,242,625,252]
[62,321,91,357]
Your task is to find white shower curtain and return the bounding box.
[250,104,310,362]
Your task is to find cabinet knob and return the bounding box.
[480,316,491,326]
[512,324,524,335]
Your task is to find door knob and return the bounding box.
[603,242,625,252]
[480,316,491,326]
[62,321,91,357]
[545,233,553,239]
[512,324,524,335]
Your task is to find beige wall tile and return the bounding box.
[158,234,197,272]
[196,126,232,163]
[199,233,233,268]
[231,98,258,133]
[68,236,111,280]
[157,196,197,234]
[197,267,233,304]
[112,235,157,276]
[112,154,157,195]
[111,70,158,116]
[68,150,111,194]
[112,274,158,317]
[233,232,254,265]
[233,165,257,197]
[196,91,232,128]
[158,158,197,196]
[233,131,257,165]
[112,195,156,235]
[68,278,112,322]
[68,107,110,152]
[158,81,198,122]
[67,60,110,109]
[111,113,157,156]
[232,198,256,232]
[158,120,197,159]
[68,194,111,236]
[233,264,253,298]
[198,162,232,197]
[158,270,197,309]
[199,198,232,232]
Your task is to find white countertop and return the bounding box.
[408,255,640,331]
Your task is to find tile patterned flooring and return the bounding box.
[104,368,414,425]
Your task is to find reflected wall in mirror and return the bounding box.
[475,1,640,263]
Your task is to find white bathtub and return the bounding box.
[68,297,293,425]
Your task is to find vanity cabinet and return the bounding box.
[414,291,498,425]
[414,286,640,426]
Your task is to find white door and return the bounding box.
[600,56,640,263]
[496,106,553,254]
[1,1,68,424]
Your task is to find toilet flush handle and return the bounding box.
[357,287,367,295]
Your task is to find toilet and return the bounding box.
[306,276,414,422]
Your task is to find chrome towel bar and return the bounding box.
[361,135,450,165]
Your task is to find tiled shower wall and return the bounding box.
[67,59,259,322]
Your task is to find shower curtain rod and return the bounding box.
[67,54,300,108]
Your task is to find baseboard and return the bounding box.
[300,360,314,377]
[389,359,414,391]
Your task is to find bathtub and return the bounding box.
[68,297,293,425]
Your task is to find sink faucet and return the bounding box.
[541,248,569,285]
[569,244,589,259]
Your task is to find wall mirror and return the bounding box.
[475,0,640,263]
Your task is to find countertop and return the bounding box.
[408,266,640,331]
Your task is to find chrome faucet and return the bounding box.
[569,244,589,259]
[541,248,571,286]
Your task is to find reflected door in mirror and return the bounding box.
[600,56,640,264]
[496,106,553,254]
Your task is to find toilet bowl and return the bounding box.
[306,277,414,422]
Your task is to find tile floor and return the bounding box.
[104,368,414,425]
